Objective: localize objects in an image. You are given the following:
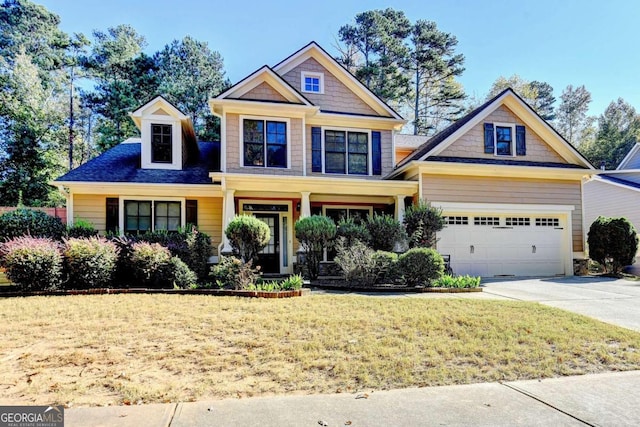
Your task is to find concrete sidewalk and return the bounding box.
[66,370,640,426]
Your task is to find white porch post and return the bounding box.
[395,195,406,224]
[221,189,236,254]
[300,191,311,218]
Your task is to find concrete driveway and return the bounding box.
[481,276,640,331]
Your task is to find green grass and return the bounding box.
[0,294,639,407]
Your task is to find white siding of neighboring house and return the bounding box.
[583,178,640,256]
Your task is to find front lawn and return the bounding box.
[1,294,639,407]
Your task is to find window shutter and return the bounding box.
[186,200,198,226]
[312,127,322,172]
[106,198,119,233]
[484,123,494,154]
[372,131,382,175]
[516,125,526,156]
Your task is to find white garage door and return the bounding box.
[437,214,567,277]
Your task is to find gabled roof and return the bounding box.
[595,174,640,192]
[273,41,403,120]
[128,95,196,145]
[55,142,220,185]
[395,88,594,170]
[214,65,313,105]
[617,143,640,170]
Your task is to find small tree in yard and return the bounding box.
[295,215,336,279]
[588,216,639,275]
[365,213,406,251]
[403,200,444,248]
[225,215,270,263]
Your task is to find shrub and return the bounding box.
[0,208,66,241]
[129,242,173,288]
[0,237,62,291]
[295,215,336,279]
[397,247,444,286]
[403,200,444,248]
[136,226,212,280]
[280,274,304,290]
[334,238,398,286]
[170,256,198,289]
[108,236,137,287]
[587,216,639,274]
[210,256,259,290]
[365,213,406,251]
[63,237,119,289]
[66,219,99,238]
[336,218,370,247]
[432,274,481,288]
[225,215,270,263]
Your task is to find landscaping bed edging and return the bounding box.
[310,282,482,293]
[0,287,311,299]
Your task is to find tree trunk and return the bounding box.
[413,69,420,135]
[68,66,74,171]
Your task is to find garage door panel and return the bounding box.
[437,213,567,277]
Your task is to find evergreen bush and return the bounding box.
[66,219,99,238]
[225,215,270,263]
[403,200,444,248]
[587,216,639,274]
[295,215,336,279]
[0,208,66,241]
[63,237,119,289]
[365,213,406,251]
[397,247,444,286]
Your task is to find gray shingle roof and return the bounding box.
[55,142,220,184]
[599,174,640,190]
[427,156,586,169]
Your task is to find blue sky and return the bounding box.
[38,0,640,116]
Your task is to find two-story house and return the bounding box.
[55,41,595,277]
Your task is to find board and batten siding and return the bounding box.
[583,179,640,256]
[421,174,584,252]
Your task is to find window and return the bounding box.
[324,130,369,175]
[243,119,287,168]
[151,124,172,163]
[301,72,324,93]
[536,218,560,227]
[474,216,500,226]
[495,126,512,156]
[444,216,469,225]
[505,217,531,226]
[124,200,182,234]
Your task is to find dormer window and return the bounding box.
[151,124,172,163]
[301,71,324,94]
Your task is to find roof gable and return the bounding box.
[273,42,402,119]
[617,143,640,170]
[129,95,189,128]
[215,65,312,105]
[397,89,594,170]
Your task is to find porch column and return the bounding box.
[221,189,236,254]
[300,191,311,218]
[395,195,406,224]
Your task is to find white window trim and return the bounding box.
[321,126,372,176]
[118,196,186,235]
[301,71,324,94]
[494,122,516,157]
[239,115,291,169]
[141,116,182,170]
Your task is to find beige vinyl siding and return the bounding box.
[237,82,289,102]
[583,179,640,255]
[421,174,584,252]
[282,57,380,116]
[439,105,566,164]
[197,197,223,255]
[73,194,109,232]
[306,127,393,179]
[225,113,304,175]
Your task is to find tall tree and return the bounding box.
[487,75,555,120]
[82,25,155,150]
[582,98,640,169]
[554,84,593,147]
[155,36,226,140]
[408,20,466,135]
[338,9,411,103]
[64,33,90,170]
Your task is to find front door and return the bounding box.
[255,214,280,274]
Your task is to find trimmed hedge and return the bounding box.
[225,215,270,263]
[295,215,336,279]
[129,242,173,288]
[63,237,119,289]
[0,237,63,291]
[397,247,444,286]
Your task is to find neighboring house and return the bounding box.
[583,143,640,257]
[54,41,595,277]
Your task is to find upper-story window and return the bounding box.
[301,71,324,94]
[325,130,368,175]
[243,118,287,168]
[495,125,513,156]
[151,124,172,163]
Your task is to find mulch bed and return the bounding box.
[310,278,482,293]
